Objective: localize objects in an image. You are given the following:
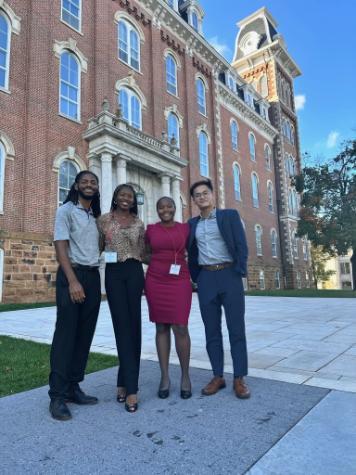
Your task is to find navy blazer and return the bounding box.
[188,208,248,283]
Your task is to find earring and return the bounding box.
[113,200,117,205]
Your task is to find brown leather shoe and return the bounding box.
[234,377,250,399]
[201,376,226,396]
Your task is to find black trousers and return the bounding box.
[48,267,101,400]
[105,259,144,395]
[197,267,248,378]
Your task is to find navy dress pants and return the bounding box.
[197,267,248,378]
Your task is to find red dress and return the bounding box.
[145,222,192,325]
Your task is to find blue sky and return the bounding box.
[200,0,356,162]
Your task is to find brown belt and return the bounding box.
[201,262,233,271]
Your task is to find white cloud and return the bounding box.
[208,36,231,58]
[295,94,306,111]
[326,131,340,149]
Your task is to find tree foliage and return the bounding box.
[309,246,335,288]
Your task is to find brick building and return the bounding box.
[0,0,312,303]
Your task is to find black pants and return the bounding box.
[48,267,101,400]
[105,259,144,395]
[197,267,248,378]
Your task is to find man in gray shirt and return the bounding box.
[188,179,250,399]
[49,171,102,421]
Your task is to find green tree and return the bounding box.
[310,246,335,288]
[297,139,356,290]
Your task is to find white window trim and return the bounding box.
[264,144,272,170]
[196,77,207,116]
[233,162,241,202]
[267,180,274,213]
[61,0,82,33]
[251,172,259,208]
[58,159,80,206]
[118,87,143,130]
[167,112,180,149]
[0,131,15,214]
[259,270,265,290]
[166,53,178,97]
[199,131,209,177]
[0,142,5,213]
[230,119,239,151]
[271,229,278,258]
[248,132,256,161]
[59,51,81,122]
[255,224,263,256]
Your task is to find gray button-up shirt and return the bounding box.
[196,209,233,265]
[54,201,100,267]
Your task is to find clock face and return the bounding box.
[240,31,261,55]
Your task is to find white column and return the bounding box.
[160,174,171,197]
[172,177,182,221]
[101,152,112,213]
[116,156,127,185]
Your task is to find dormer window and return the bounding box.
[191,10,198,31]
[227,74,235,91]
[166,0,178,11]
[188,7,203,34]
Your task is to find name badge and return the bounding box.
[169,264,181,275]
[104,251,118,263]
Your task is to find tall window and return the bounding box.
[167,112,180,148]
[0,247,3,302]
[249,132,256,161]
[251,173,259,208]
[231,120,238,150]
[118,20,140,71]
[61,0,81,31]
[60,51,80,121]
[292,231,299,259]
[267,181,274,212]
[255,225,263,256]
[166,54,177,95]
[119,88,142,129]
[271,229,278,257]
[0,142,5,212]
[196,78,206,115]
[0,13,10,89]
[59,160,78,205]
[264,144,271,170]
[302,239,308,261]
[274,271,280,289]
[191,11,199,31]
[199,132,209,177]
[259,270,265,290]
[296,271,302,289]
[233,164,241,201]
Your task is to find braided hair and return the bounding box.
[63,170,101,218]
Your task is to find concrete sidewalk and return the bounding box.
[1,296,356,473]
[1,295,356,392]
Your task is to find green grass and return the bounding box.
[0,335,117,398]
[0,302,56,312]
[246,289,356,298]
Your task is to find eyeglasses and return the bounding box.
[193,191,211,199]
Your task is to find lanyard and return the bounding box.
[161,223,185,265]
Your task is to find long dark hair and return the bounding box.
[63,170,101,218]
[110,184,138,216]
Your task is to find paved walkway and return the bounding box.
[1,296,356,474]
[1,295,355,392]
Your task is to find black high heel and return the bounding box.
[157,381,170,399]
[125,401,138,413]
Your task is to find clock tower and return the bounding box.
[232,8,310,289]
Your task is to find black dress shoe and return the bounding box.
[180,389,192,399]
[158,387,170,399]
[125,401,138,413]
[67,386,98,405]
[49,399,72,421]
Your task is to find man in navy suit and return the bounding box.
[188,179,250,398]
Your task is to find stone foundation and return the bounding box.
[247,264,284,290]
[0,231,57,303]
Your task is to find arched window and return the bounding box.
[199,132,209,177]
[290,125,295,145]
[60,51,80,121]
[166,54,177,95]
[251,173,259,208]
[267,181,274,212]
[249,132,256,161]
[0,13,10,90]
[264,144,272,170]
[58,159,79,205]
[196,78,206,115]
[0,142,5,212]
[259,270,265,290]
[271,229,278,257]
[302,238,308,261]
[274,271,281,289]
[118,19,140,70]
[167,112,180,148]
[118,87,142,129]
[255,224,263,256]
[0,247,3,302]
[233,163,241,201]
[61,0,81,31]
[231,120,238,151]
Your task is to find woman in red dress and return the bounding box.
[145,197,192,399]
